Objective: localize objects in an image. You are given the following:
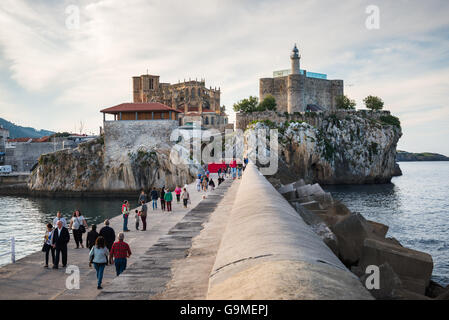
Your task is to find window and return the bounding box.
[211,117,214,125]
[204,117,209,125]
[150,78,154,90]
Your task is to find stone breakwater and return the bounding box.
[275,178,449,300]
[244,110,402,185]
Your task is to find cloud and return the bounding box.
[0,0,448,153]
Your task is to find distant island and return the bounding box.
[397,150,449,162]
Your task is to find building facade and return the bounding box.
[0,126,9,164]
[132,74,230,130]
[260,44,344,113]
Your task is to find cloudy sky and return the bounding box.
[0,0,448,154]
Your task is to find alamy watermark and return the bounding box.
[169,126,279,175]
[365,5,380,30]
[65,5,80,30]
[65,265,80,290]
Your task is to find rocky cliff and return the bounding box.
[28,136,196,193]
[245,111,402,184]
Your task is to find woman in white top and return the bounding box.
[181,188,190,208]
[42,223,55,268]
[69,210,88,249]
[89,236,109,290]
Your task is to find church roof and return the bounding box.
[100,102,182,114]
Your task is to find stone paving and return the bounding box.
[0,175,233,300]
[97,179,234,299]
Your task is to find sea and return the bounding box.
[0,196,125,266]
[0,162,447,286]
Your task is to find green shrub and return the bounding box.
[380,115,401,128]
[335,95,356,110]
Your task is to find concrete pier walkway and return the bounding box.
[0,177,232,300]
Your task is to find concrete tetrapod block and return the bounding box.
[367,220,389,238]
[331,212,374,265]
[301,201,322,211]
[359,262,403,300]
[293,179,306,188]
[359,238,433,295]
[277,183,295,195]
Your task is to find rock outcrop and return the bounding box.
[245,111,402,184]
[28,136,197,193]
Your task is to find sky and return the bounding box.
[0,0,448,154]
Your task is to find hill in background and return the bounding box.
[397,150,449,162]
[0,118,54,139]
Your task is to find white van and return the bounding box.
[0,165,12,174]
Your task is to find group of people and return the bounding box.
[40,178,227,290]
[122,186,191,232]
[43,211,132,290]
[196,172,216,192]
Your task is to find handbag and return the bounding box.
[42,243,50,252]
[76,217,86,233]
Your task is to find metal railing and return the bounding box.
[0,237,15,263]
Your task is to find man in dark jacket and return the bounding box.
[99,219,116,251]
[150,187,159,210]
[52,220,70,269]
[86,224,99,250]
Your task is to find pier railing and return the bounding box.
[0,237,15,263]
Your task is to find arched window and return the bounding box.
[191,88,195,98]
[198,88,201,97]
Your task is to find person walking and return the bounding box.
[150,187,159,210]
[51,220,70,269]
[209,178,216,191]
[202,177,208,192]
[175,185,182,203]
[42,223,55,268]
[160,187,166,211]
[181,188,190,208]
[134,209,140,230]
[99,219,115,251]
[109,232,132,276]
[138,190,147,206]
[164,188,173,212]
[140,200,148,231]
[52,211,67,229]
[89,236,109,290]
[86,224,99,250]
[196,176,201,192]
[238,164,243,179]
[230,158,237,180]
[69,210,88,249]
[122,200,130,232]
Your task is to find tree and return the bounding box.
[364,95,384,111]
[233,96,259,113]
[258,95,277,111]
[335,95,356,110]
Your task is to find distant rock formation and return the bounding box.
[28,136,197,193]
[397,150,449,162]
[245,111,402,184]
